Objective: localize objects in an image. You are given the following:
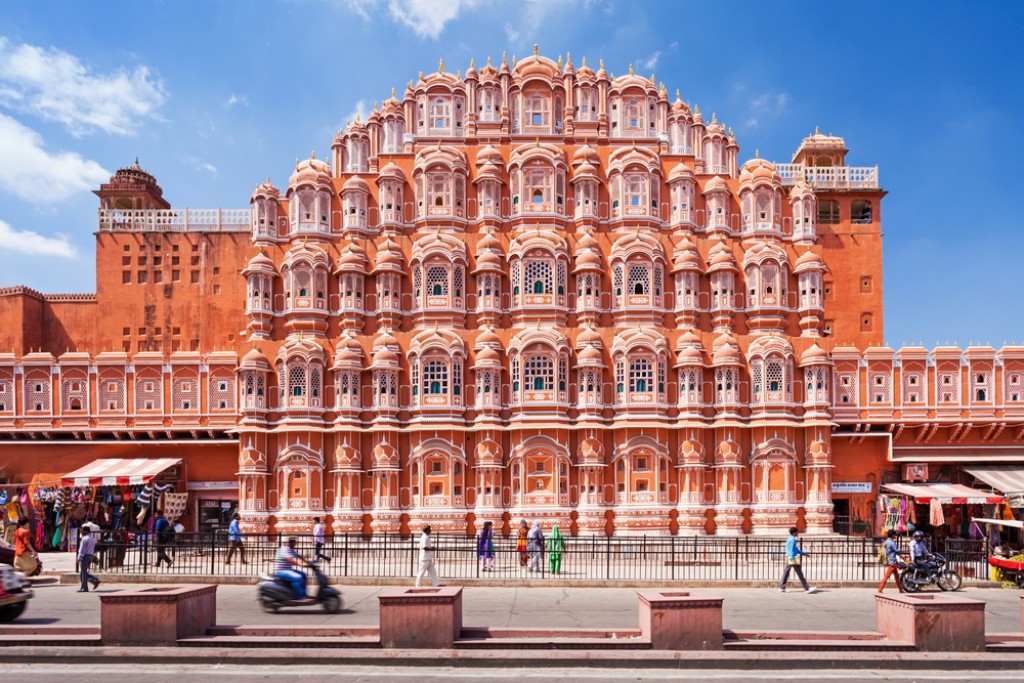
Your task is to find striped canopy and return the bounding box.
[61,458,182,487]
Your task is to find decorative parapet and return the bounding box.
[97,208,250,233]
[776,164,879,190]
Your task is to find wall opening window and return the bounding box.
[817,200,840,224]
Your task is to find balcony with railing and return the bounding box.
[98,208,250,232]
[776,164,880,190]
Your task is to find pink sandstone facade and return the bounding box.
[1,50,1022,536]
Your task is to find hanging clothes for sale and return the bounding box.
[162,493,188,523]
[930,497,945,527]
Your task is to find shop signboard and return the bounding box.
[831,482,873,494]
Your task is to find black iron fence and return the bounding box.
[79,531,996,584]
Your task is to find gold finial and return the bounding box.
[512,53,517,67]
[581,56,587,68]
[295,158,299,170]
[566,51,571,65]
[373,101,378,111]
[310,149,316,159]
[502,51,507,65]
[391,87,396,98]
[436,140,442,150]
[728,127,734,137]
[439,58,444,74]
[533,43,539,56]
[694,104,700,115]
[266,175,271,184]
[456,70,461,80]
[599,58,604,69]
[676,89,681,100]
[650,73,655,84]
[487,55,492,66]
[660,82,666,93]
[557,55,563,69]
[711,112,717,124]
[470,57,475,68]
[418,71,424,80]
[628,63,634,76]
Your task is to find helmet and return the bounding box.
[912,530,924,539]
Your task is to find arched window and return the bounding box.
[525,260,553,295]
[423,360,448,395]
[524,354,554,392]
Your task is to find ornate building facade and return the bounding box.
[2,50,1022,536]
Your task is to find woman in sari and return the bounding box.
[516,519,529,567]
[477,520,495,571]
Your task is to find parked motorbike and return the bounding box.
[257,561,342,614]
[0,564,33,622]
[901,552,962,592]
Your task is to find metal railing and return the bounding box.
[78,532,994,585]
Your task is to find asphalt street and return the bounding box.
[17,577,1024,633]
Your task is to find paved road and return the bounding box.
[19,577,1024,633]
[4,662,1024,682]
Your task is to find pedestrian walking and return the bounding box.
[778,526,817,593]
[527,521,545,572]
[153,510,173,568]
[516,520,529,567]
[12,517,38,576]
[77,527,100,592]
[877,529,908,593]
[477,520,495,571]
[225,513,247,565]
[547,523,566,574]
[313,516,331,562]
[415,525,440,587]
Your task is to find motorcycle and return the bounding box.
[257,561,342,614]
[901,552,962,592]
[0,564,33,623]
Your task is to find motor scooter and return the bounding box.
[257,561,342,613]
[901,552,963,592]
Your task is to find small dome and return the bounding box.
[342,175,370,193]
[242,250,276,275]
[336,242,369,272]
[251,179,280,202]
[572,160,600,180]
[702,175,730,194]
[679,438,704,465]
[800,343,830,367]
[289,156,332,189]
[794,249,825,273]
[806,439,830,465]
[334,440,362,470]
[672,238,703,272]
[712,336,742,365]
[240,346,270,368]
[477,144,504,166]
[572,143,600,166]
[668,162,695,182]
[377,162,406,183]
[574,249,603,270]
[238,444,267,470]
[372,238,405,273]
[706,241,737,271]
[477,230,503,253]
[474,346,501,365]
[717,437,740,462]
[372,439,399,469]
[789,180,814,200]
[475,326,502,348]
[576,345,603,366]
[576,326,603,347]
[578,434,604,464]
[676,345,704,366]
[476,437,503,466]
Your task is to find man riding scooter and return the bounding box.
[910,530,937,573]
[275,537,314,604]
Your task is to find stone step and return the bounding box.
[179,635,379,648]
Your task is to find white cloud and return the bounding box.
[224,93,249,108]
[384,0,480,39]
[0,113,109,202]
[745,91,789,128]
[0,37,166,136]
[640,51,661,71]
[199,162,218,174]
[343,99,369,127]
[0,218,77,258]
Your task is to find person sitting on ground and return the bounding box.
[910,530,936,571]
[275,537,313,602]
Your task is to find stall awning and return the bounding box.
[881,482,1004,504]
[61,458,182,487]
[964,467,1024,496]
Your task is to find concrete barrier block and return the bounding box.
[638,589,723,650]
[378,586,463,648]
[100,584,217,646]
[874,592,985,652]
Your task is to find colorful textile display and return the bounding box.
[162,493,188,523]
[929,498,944,526]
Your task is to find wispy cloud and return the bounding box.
[199,162,218,174]
[224,93,248,108]
[0,218,77,258]
[639,51,661,71]
[344,0,480,39]
[0,37,166,137]
[342,99,369,127]
[744,91,789,128]
[0,113,109,202]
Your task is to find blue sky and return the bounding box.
[1,1,1022,348]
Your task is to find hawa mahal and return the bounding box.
[2,50,1022,536]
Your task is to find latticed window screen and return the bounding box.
[26,376,51,412]
[524,355,554,391]
[453,360,462,396]
[657,359,666,393]
[938,373,959,402]
[310,367,321,399]
[716,369,736,402]
[557,261,566,295]
[413,267,423,298]
[577,273,596,297]
[525,260,553,294]
[616,360,625,393]
[579,369,598,393]
[837,373,857,404]
[766,362,784,395]
[423,360,449,395]
[61,377,87,411]
[135,375,160,411]
[629,358,653,393]
[752,362,764,398]
[1006,372,1024,402]
[209,375,234,411]
[761,264,778,298]
[172,376,199,411]
[426,265,449,297]
[902,373,922,404]
[288,366,307,398]
[511,262,521,294]
[871,373,891,403]
[627,264,650,296]
[453,267,464,297]
[511,357,521,391]
[0,376,13,412]
[558,356,567,391]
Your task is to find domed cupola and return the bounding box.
[286,153,333,238]
[250,178,282,245]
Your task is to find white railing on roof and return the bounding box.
[776,164,879,190]
[98,208,250,233]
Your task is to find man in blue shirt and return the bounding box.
[910,530,936,571]
[275,537,312,601]
[779,526,818,593]
[153,511,173,568]
[878,529,908,592]
[225,513,247,565]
